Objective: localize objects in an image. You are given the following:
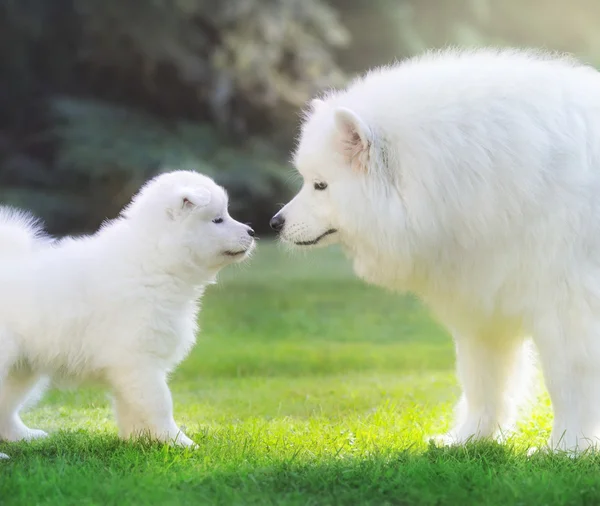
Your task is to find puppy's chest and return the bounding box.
[142,302,200,365]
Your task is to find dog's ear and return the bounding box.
[301,98,326,123]
[334,107,372,171]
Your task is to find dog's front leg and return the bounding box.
[433,333,532,445]
[109,368,195,448]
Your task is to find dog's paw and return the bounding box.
[171,432,198,449]
[428,430,503,447]
[528,440,598,458]
[0,452,9,460]
[526,446,547,457]
[527,445,582,458]
[428,433,459,447]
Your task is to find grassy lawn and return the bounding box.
[3,242,600,505]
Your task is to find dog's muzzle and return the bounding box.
[294,228,337,246]
[269,213,285,232]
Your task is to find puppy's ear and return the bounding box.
[181,188,211,209]
[310,98,325,112]
[334,108,373,171]
[168,187,211,219]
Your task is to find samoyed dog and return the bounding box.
[0,170,254,457]
[271,47,600,453]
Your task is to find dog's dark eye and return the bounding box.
[314,182,328,191]
[212,217,223,224]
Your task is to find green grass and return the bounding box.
[2,242,599,505]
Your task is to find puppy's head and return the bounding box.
[271,98,393,249]
[124,170,255,271]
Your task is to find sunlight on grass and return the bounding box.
[0,242,576,506]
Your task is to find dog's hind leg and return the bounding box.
[109,367,196,448]
[532,313,600,453]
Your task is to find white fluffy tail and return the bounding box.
[0,206,49,258]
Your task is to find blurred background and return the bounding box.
[3,0,600,236]
[2,5,597,499]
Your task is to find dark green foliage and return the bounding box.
[0,0,348,234]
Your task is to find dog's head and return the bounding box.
[271,98,397,250]
[124,170,255,271]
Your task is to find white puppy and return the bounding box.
[271,47,600,452]
[0,170,254,455]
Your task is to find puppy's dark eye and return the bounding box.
[314,182,328,191]
[212,217,223,224]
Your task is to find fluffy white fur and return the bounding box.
[0,170,254,456]
[272,47,600,452]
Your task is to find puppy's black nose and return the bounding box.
[247,227,255,237]
[269,213,285,232]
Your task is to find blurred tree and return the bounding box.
[0,0,348,234]
[332,0,600,70]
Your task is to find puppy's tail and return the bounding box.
[0,206,50,258]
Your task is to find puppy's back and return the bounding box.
[0,207,50,259]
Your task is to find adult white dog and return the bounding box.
[0,170,254,457]
[271,47,600,453]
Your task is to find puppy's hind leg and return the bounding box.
[0,332,48,442]
[0,369,49,442]
[109,367,196,448]
[0,333,15,458]
[0,328,18,384]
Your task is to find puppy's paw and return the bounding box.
[0,452,9,460]
[23,428,49,441]
[0,426,48,442]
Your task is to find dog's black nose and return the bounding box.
[247,227,255,237]
[269,214,285,232]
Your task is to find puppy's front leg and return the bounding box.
[109,368,195,447]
